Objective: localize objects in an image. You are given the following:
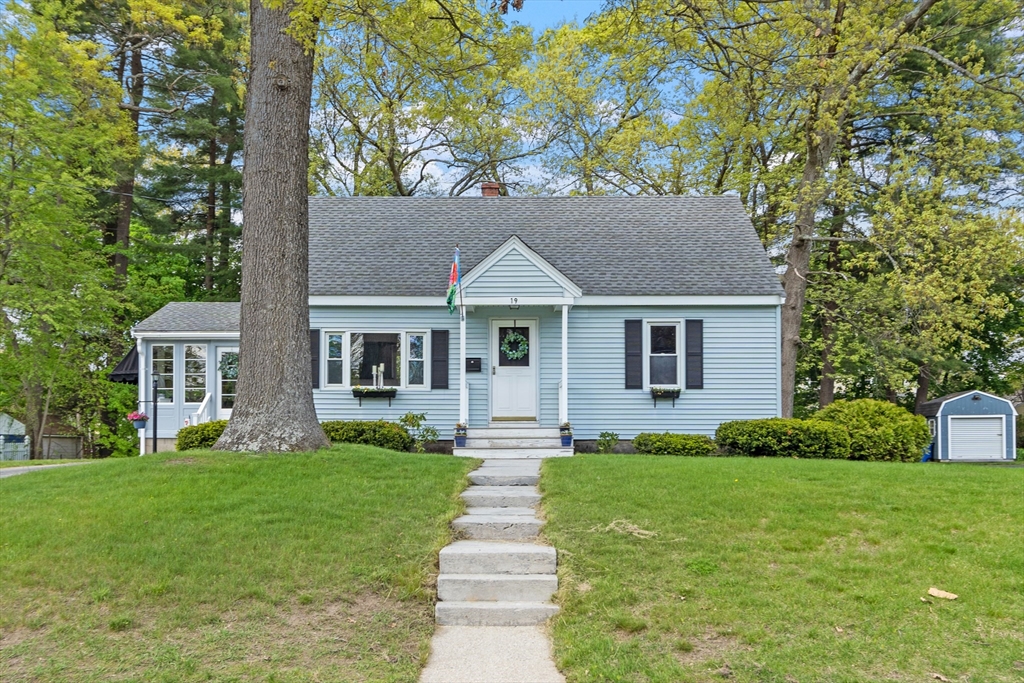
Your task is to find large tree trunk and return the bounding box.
[914,364,930,414]
[214,0,328,452]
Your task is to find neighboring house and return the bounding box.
[130,194,784,453]
[0,413,29,461]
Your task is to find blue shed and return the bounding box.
[919,390,1016,462]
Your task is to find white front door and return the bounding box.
[217,348,239,420]
[491,319,538,421]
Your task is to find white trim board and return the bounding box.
[307,294,783,307]
[133,331,240,339]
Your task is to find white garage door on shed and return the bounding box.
[948,416,1005,460]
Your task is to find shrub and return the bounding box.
[320,420,413,452]
[715,418,851,459]
[175,420,228,451]
[398,412,439,453]
[596,431,620,454]
[812,399,930,462]
[632,432,715,456]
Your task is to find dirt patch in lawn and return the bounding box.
[163,457,198,466]
[0,591,431,682]
[674,630,749,665]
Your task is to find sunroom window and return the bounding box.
[648,323,679,386]
[184,344,207,403]
[152,345,174,402]
[350,333,401,387]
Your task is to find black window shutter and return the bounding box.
[685,320,704,390]
[309,329,320,389]
[625,320,642,389]
[431,329,449,389]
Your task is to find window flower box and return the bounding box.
[352,386,397,407]
[650,386,681,407]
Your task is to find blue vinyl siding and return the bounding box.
[464,248,566,298]
[566,306,780,439]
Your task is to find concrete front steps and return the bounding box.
[435,459,559,627]
[453,427,573,459]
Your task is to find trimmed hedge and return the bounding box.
[176,420,228,451]
[632,432,716,456]
[812,398,930,462]
[320,420,413,452]
[715,418,851,459]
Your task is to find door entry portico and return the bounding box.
[490,319,538,421]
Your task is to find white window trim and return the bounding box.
[183,343,208,405]
[643,320,682,390]
[320,330,432,391]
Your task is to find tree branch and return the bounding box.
[908,45,1024,106]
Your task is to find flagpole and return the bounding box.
[457,244,464,321]
[456,244,468,425]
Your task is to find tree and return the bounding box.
[0,1,131,457]
[212,0,328,451]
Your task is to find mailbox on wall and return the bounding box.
[466,358,482,372]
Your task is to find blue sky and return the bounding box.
[504,0,606,33]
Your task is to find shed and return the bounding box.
[919,391,1016,462]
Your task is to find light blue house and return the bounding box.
[919,390,1017,461]
[130,194,784,453]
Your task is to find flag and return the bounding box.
[446,247,461,314]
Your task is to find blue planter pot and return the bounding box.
[561,435,573,447]
[455,435,467,448]
[133,420,148,430]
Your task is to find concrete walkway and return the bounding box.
[421,458,564,683]
[0,462,93,479]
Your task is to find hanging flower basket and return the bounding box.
[127,411,149,430]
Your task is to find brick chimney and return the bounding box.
[481,182,501,197]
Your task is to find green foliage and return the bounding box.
[813,399,931,462]
[632,432,715,457]
[1017,414,1023,449]
[715,419,851,460]
[175,420,228,451]
[596,431,619,454]
[320,420,413,452]
[397,412,439,453]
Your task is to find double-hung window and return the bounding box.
[647,322,680,387]
[407,333,426,386]
[326,333,346,386]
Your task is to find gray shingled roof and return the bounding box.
[134,302,240,332]
[309,196,783,297]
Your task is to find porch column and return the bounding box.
[560,304,568,425]
[459,307,468,424]
[137,339,146,456]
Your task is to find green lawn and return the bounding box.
[0,447,476,682]
[541,456,1024,683]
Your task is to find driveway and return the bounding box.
[0,462,94,479]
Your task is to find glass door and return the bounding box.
[217,348,239,420]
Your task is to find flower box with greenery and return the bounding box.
[127,411,149,429]
[560,422,573,447]
[454,423,468,448]
[351,386,397,406]
[650,386,682,407]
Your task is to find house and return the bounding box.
[130,194,784,454]
[0,413,29,461]
[919,390,1017,462]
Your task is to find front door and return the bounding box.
[490,319,538,421]
[217,348,238,420]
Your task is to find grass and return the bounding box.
[541,456,1024,683]
[0,446,477,682]
[0,459,88,468]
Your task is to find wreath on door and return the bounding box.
[500,330,529,360]
[218,352,239,380]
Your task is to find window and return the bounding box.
[326,333,345,385]
[152,345,174,402]
[407,333,425,386]
[184,344,207,403]
[351,333,401,387]
[648,323,679,386]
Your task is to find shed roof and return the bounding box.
[308,195,783,297]
[918,390,1014,417]
[134,302,240,333]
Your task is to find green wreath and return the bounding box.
[501,330,529,360]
